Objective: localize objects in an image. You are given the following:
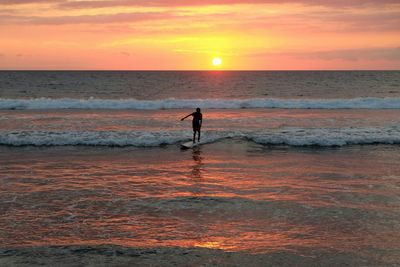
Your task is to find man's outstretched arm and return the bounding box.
[180,113,192,121]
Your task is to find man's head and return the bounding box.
[196,108,201,112]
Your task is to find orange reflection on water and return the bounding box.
[194,241,225,250]
[1,134,400,257]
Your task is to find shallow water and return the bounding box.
[1,141,399,265]
[1,108,400,147]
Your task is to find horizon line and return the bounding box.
[0,69,399,72]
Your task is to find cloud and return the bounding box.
[1,0,398,33]
[0,0,63,5]
[58,0,400,9]
[0,8,237,26]
[0,8,18,15]
[308,47,400,61]
[1,4,398,35]
[2,0,398,6]
[251,47,400,61]
[302,9,400,32]
[0,12,180,25]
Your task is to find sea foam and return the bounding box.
[1,127,399,147]
[1,97,400,110]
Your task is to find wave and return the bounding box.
[1,97,400,110]
[1,127,399,147]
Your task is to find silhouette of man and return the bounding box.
[181,108,203,143]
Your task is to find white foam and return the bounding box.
[247,127,400,146]
[1,127,399,147]
[0,131,188,147]
[1,97,400,110]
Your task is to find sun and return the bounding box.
[212,57,222,67]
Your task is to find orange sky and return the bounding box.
[0,0,399,70]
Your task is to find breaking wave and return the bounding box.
[1,97,400,110]
[1,127,399,147]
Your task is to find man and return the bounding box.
[181,108,203,143]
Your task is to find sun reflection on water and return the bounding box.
[1,138,400,258]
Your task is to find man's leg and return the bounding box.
[193,131,196,143]
[198,129,201,142]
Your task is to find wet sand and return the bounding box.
[0,245,393,267]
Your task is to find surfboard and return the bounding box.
[181,141,201,149]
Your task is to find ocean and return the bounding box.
[0,71,400,266]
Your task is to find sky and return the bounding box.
[0,0,399,70]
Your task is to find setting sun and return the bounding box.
[212,57,222,67]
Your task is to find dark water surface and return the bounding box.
[1,71,399,99]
